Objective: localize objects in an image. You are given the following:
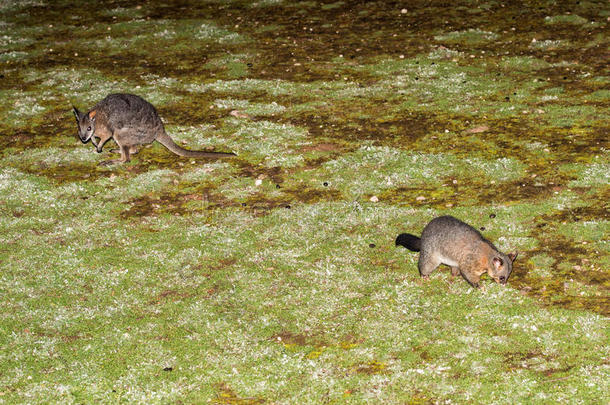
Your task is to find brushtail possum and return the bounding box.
[72,93,236,165]
[395,215,517,288]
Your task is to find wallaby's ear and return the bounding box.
[508,251,518,262]
[493,257,503,270]
[88,110,96,119]
[72,106,81,122]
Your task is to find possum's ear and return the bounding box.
[508,251,518,262]
[88,110,97,119]
[72,106,81,122]
[492,257,503,270]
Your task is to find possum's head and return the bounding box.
[72,107,96,143]
[488,251,518,285]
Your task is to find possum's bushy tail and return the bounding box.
[395,233,421,252]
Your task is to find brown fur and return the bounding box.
[73,94,235,165]
[396,216,517,288]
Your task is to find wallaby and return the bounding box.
[395,215,517,288]
[72,93,236,165]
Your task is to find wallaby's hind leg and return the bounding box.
[100,129,135,165]
[418,252,441,279]
[99,136,131,165]
[99,145,130,166]
[119,145,131,163]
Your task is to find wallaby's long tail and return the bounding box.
[156,132,236,158]
[395,233,421,252]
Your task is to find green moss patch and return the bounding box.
[0,0,608,403]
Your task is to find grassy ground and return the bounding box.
[0,0,608,403]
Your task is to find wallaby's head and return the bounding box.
[72,107,96,144]
[488,251,518,285]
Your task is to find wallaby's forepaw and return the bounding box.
[109,148,121,154]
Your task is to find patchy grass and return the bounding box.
[434,29,499,45]
[544,14,589,26]
[499,56,551,72]
[0,0,608,403]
